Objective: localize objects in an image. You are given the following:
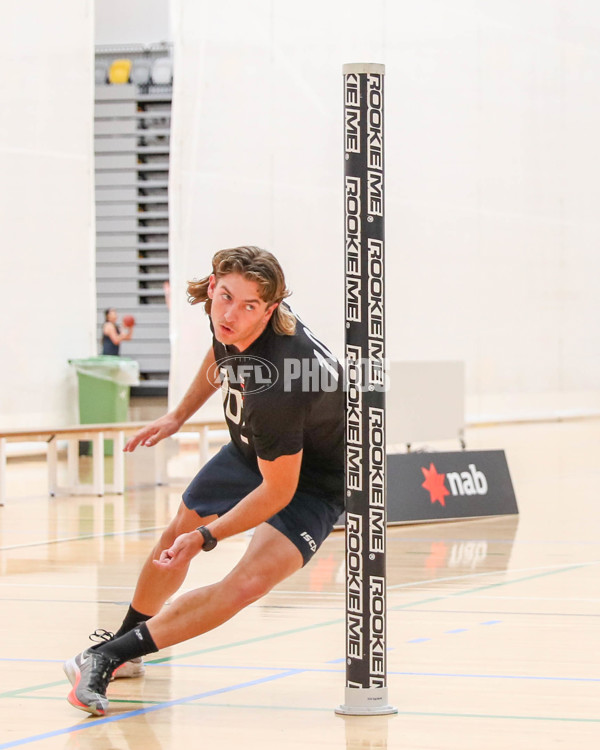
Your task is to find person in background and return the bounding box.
[101,308,134,355]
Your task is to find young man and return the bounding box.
[64,246,344,715]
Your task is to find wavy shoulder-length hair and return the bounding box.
[186,246,296,336]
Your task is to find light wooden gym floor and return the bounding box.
[0,416,599,749]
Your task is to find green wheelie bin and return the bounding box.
[69,356,140,455]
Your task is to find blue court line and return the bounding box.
[445,628,468,634]
[0,668,303,750]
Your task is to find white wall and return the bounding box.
[169,0,600,422]
[0,1,96,428]
[95,0,171,45]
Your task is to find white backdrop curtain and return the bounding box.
[168,0,600,422]
[0,0,95,427]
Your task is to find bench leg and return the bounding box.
[0,438,6,505]
[155,439,167,485]
[47,436,58,496]
[112,432,125,494]
[67,439,79,488]
[92,433,105,496]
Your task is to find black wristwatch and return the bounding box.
[196,525,218,551]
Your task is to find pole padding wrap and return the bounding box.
[336,63,396,716]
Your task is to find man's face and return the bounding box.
[207,273,277,351]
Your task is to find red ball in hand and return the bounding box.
[122,314,136,327]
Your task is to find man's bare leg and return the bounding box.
[147,522,303,648]
[130,502,215,616]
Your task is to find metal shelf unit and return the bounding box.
[94,73,172,394]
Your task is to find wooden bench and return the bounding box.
[0,420,228,504]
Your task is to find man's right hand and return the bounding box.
[124,413,182,452]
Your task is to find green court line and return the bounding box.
[9,695,600,724]
[146,617,342,663]
[390,561,595,610]
[387,558,600,592]
[0,681,65,700]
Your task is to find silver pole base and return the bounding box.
[335,686,398,716]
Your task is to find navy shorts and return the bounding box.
[183,442,343,566]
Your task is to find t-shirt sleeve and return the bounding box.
[246,392,306,461]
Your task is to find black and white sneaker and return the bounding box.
[64,649,119,716]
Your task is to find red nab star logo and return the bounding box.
[421,463,450,506]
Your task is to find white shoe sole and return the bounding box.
[111,659,145,680]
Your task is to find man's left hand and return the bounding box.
[153,531,204,570]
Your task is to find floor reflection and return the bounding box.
[340,714,393,750]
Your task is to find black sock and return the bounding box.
[114,604,152,638]
[96,622,158,665]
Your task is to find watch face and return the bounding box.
[198,526,217,551]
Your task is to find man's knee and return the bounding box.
[156,523,180,551]
[228,573,273,608]
[155,504,202,552]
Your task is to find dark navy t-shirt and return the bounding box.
[212,310,344,505]
[102,324,120,355]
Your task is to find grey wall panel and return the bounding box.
[95,137,138,153]
[121,328,170,342]
[94,102,136,117]
[96,249,138,263]
[125,341,171,356]
[138,226,169,235]
[96,153,137,170]
[95,84,137,101]
[96,204,138,218]
[95,188,138,203]
[127,356,171,377]
[96,279,139,294]
[96,309,169,326]
[97,290,139,300]
[95,119,137,136]
[96,264,139,279]
[97,217,138,232]
[97,234,137,248]
[95,170,137,187]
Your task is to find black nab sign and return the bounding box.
[387,450,518,523]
